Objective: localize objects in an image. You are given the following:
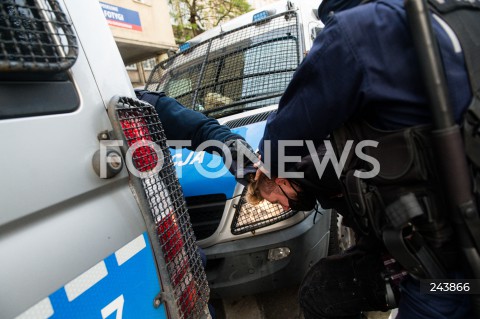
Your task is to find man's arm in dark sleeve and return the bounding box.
[136,90,244,152]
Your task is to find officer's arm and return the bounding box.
[155,95,257,181]
[154,95,244,152]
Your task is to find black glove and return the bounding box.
[222,138,258,186]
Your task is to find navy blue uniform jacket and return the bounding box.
[259,0,471,176]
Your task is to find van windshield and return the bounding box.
[146,11,300,118]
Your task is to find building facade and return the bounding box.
[99,0,280,87]
[99,0,177,86]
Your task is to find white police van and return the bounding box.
[145,0,352,299]
[0,0,209,318]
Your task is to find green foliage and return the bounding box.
[169,0,253,44]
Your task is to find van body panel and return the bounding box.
[205,212,330,298]
[0,1,202,318]
[12,233,167,319]
[0,178,151,318]
[172,149,236,198]
[63,0,134,105]
[230,121,267,154]
[0,48,110,225]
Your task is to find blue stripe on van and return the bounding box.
[172,120,267,199]
[43,233,166,319]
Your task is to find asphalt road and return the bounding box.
[211,285,393,319]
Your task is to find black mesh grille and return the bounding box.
[110,96,209,319]
[223,110,275,128]
[0,0,78,72]
[186,194,226,240]
[231,187,298,235]
[146,11,299,118]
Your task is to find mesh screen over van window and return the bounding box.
[146,11,300,118]
[0,0,78,72]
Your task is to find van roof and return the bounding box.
[184,0,320,48]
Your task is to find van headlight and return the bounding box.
[231,188,298,235]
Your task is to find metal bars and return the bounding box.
[108,96,210,319]
[146,11,300,118]
[0,0,78,72]
[231,187,298,235]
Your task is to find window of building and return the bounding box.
[142,58,157,70]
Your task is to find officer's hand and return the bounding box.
[222,139,258,185]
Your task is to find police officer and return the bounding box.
[249,0,474,317]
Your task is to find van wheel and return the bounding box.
[328,210,356,255]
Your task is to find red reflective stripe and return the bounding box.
[120,116,158,172]
[157,213,199,316]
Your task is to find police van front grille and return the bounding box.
[186,194,226,240]
[0,0,78,72]
[223,110,275,128]
[232,187,298,235]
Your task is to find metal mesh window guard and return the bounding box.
[146,11,300,118]
[0,0,78,72]
[232,187,298,235]
[109,96,209,319]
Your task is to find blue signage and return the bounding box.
[100,2,142,31]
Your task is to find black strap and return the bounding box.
[427,0,480,254]
[383,227,447,279]
[428,0,480,102]
[427,0,480,157]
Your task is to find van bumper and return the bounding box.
[203,210,332,298]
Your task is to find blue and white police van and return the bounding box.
[0,0,209,318]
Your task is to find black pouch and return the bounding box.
[359,123,434,187]
[344,169,387,237]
